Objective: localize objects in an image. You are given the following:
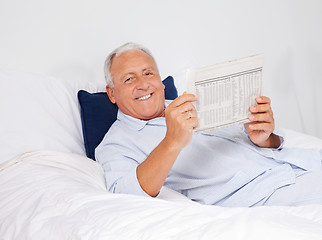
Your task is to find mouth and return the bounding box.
[136,93,152,101]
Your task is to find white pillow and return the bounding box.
[1,68,320,164]
[0,68,105,164]
[283,128,322,149]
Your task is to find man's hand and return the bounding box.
[164,93,198,151]
[136,93,198,197]
[244,96,281,148]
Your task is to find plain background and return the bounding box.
[1,0,321,139]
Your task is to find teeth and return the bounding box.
[137,94,151,100]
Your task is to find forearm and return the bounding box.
[136,137,182,197]
[137,93,198,197]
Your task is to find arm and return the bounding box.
[137,93,198,197]
[244,96,281,148]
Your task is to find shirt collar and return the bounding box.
[117,100,172,131]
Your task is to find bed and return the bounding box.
[1,68,322,240]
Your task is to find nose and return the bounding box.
[135,76,149,90]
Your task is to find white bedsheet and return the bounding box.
[0,150,322,240]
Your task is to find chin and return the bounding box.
[139,110,162,120]
[139,114,158,120]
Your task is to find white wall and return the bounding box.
[1,0,321,138]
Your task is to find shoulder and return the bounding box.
[99,119,129,146]
[94,121,133,163]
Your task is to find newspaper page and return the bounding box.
[187,54,263,133]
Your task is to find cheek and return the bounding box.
[115,86,133,99]
[153,79,165,91]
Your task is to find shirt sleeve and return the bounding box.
[110,164,150,197]
[95,137,151,198]
[238,126,285,159]
[244,127,321,171]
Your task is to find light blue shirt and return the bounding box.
[95,100,322,207]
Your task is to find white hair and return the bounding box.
[104,42,157,88]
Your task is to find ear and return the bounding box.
[106,85,116,104]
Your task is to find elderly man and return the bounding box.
[95,42,322,207]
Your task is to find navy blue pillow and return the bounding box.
[78,76,178,160]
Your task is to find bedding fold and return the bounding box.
[0,150,322,240]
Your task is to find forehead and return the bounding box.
[110,50,157,76]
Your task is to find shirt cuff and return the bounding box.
[114,167,151,198]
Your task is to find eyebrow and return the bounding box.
[143,67,154,71]
[120,67,156,79]
[119,72,135,80]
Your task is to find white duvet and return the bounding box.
[0,150,322,240]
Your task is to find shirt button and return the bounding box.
[234,137,240,141]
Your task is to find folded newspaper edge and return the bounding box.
[186,54,264,133]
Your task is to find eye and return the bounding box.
[144,71,153,76]
[124,76,134,83]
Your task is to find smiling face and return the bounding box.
[106,50,165,120]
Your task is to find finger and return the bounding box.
[188,111,193,119]
[171,93,198,107]
[256,96,271,104]
[182,111,191,120]
[250,96,272,113]
[249,112,274,123]
[170,111,197,131]
[184,109,198,119]
[179,102,197,113]
[188,109,197,119]
[249,103,272,114]
[247,122,274,132]
[167,106,193,121]
[167,101,196,116]
[185,115,199,129]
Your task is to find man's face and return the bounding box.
[106,50,165,120]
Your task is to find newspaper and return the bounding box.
[186,54,263,133]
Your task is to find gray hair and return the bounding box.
[104,42,157,88]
